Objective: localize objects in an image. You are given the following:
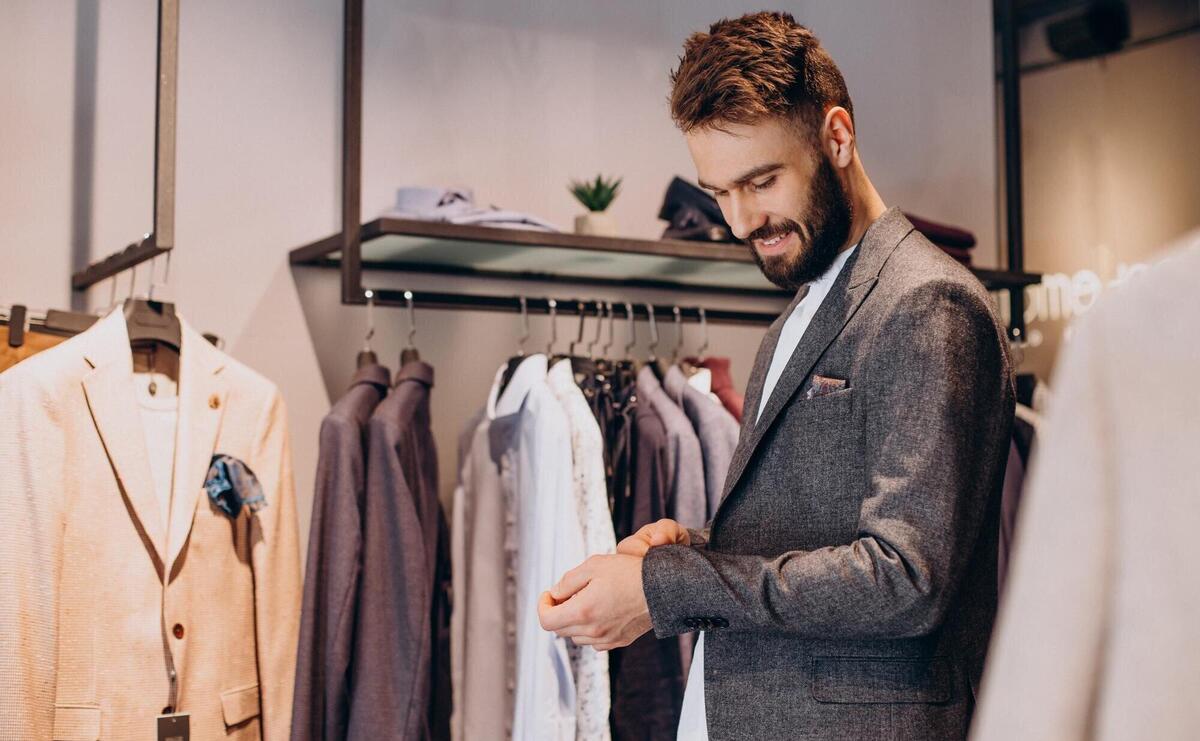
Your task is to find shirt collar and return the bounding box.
[488,353,547,418]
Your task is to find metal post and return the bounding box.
[998,0,1027,340]
[341,0,364,304]
[153,0,179,250]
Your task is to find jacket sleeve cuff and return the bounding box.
[642,544,737,639]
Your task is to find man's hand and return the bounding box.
[537,554,653,652]
[616,518,690,557]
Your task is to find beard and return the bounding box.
[747,155,854,291]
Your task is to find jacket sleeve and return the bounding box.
[0,371,64,739]
[250,389,302,741]
[643,280,1012,640]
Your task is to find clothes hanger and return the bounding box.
[671,305,685,365]
[123,254,182,390]
[681,306,708,377]
[399,290,420,366]
[644,302,664,381]
[124,254,181,353]
[585,301,604,360]
[497,296,530,399]
[356,289,379,369]
[545,298,559,357]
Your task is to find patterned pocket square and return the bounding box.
[806,374,848,399]
[205,454,267,519]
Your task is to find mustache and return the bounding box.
[746,219,803,244]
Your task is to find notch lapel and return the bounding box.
[166,322,228,573]
[82,361,169,570]
[716,207,916,512]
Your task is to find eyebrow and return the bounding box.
[697,163,784,192]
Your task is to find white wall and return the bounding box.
[0,0,999,551]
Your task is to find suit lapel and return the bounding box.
[80,310,168,569]
[82,359,169,569]
[166,322,228,573]
[717,207,916,510]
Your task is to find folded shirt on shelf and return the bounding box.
[384,187,563,232]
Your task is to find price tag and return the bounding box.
[156,712,190,741]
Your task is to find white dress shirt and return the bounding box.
[497,354,588,741]
[677,243,858,741]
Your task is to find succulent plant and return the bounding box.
[569,174,623,212]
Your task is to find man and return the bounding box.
[539,12,1014,740]
[971,231,1200,741]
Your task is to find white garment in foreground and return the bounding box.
[971,231,1200,741]
[678,242,857,740]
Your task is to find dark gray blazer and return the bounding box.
[642,207,1014,740]
[349,361,443,740]
[292,363,389,741]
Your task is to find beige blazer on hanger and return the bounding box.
[0,308,300,740]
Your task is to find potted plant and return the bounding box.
[569,174,622,236]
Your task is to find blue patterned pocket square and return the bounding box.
[204,454,267,518]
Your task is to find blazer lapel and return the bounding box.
[166,322,228,573]
[82,360,169,569]
[717,207,916,509]
[80,310,168,569]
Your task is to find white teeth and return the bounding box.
[763,233,788,247]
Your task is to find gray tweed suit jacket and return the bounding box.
[642,207,1014,740]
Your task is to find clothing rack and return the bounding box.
[0,305,99,339]
[368,289,778,326]
[71,0,178,292]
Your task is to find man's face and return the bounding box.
[687,116,853,290]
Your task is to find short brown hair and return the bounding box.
[669,12,853,144]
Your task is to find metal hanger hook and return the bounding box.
[599,301,614,358]
[404,290,416,348]
[586,301,604,358]
[517,296,530,356]
[363,289,376,351]
[645,303,659,358]
[569,300,586,356]
[623,301,636,358]
[697,307,710,357]
[546,299,558,355]
[672,306,683,361]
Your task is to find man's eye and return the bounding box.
[750,177,776,192]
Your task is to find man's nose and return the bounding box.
[724,192,765,241]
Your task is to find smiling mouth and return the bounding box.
[755,230,796,256]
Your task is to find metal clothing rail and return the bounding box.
[367,289,779,326]
[71,0,179,292]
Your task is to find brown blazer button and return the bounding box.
[172,623,185,639]
[208,395,221,409]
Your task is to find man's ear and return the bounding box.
[823,106,855,168]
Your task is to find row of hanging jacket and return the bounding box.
[292,329,451,741]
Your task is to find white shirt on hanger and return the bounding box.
[134,371,179,531]
[677,242,858,741]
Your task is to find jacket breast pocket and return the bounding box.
[810,656,952,704]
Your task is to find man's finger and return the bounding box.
[616,534,651,557]
[540,596,587,633]
[550,561,594,602]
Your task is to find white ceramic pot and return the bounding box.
[574,211,617,237]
